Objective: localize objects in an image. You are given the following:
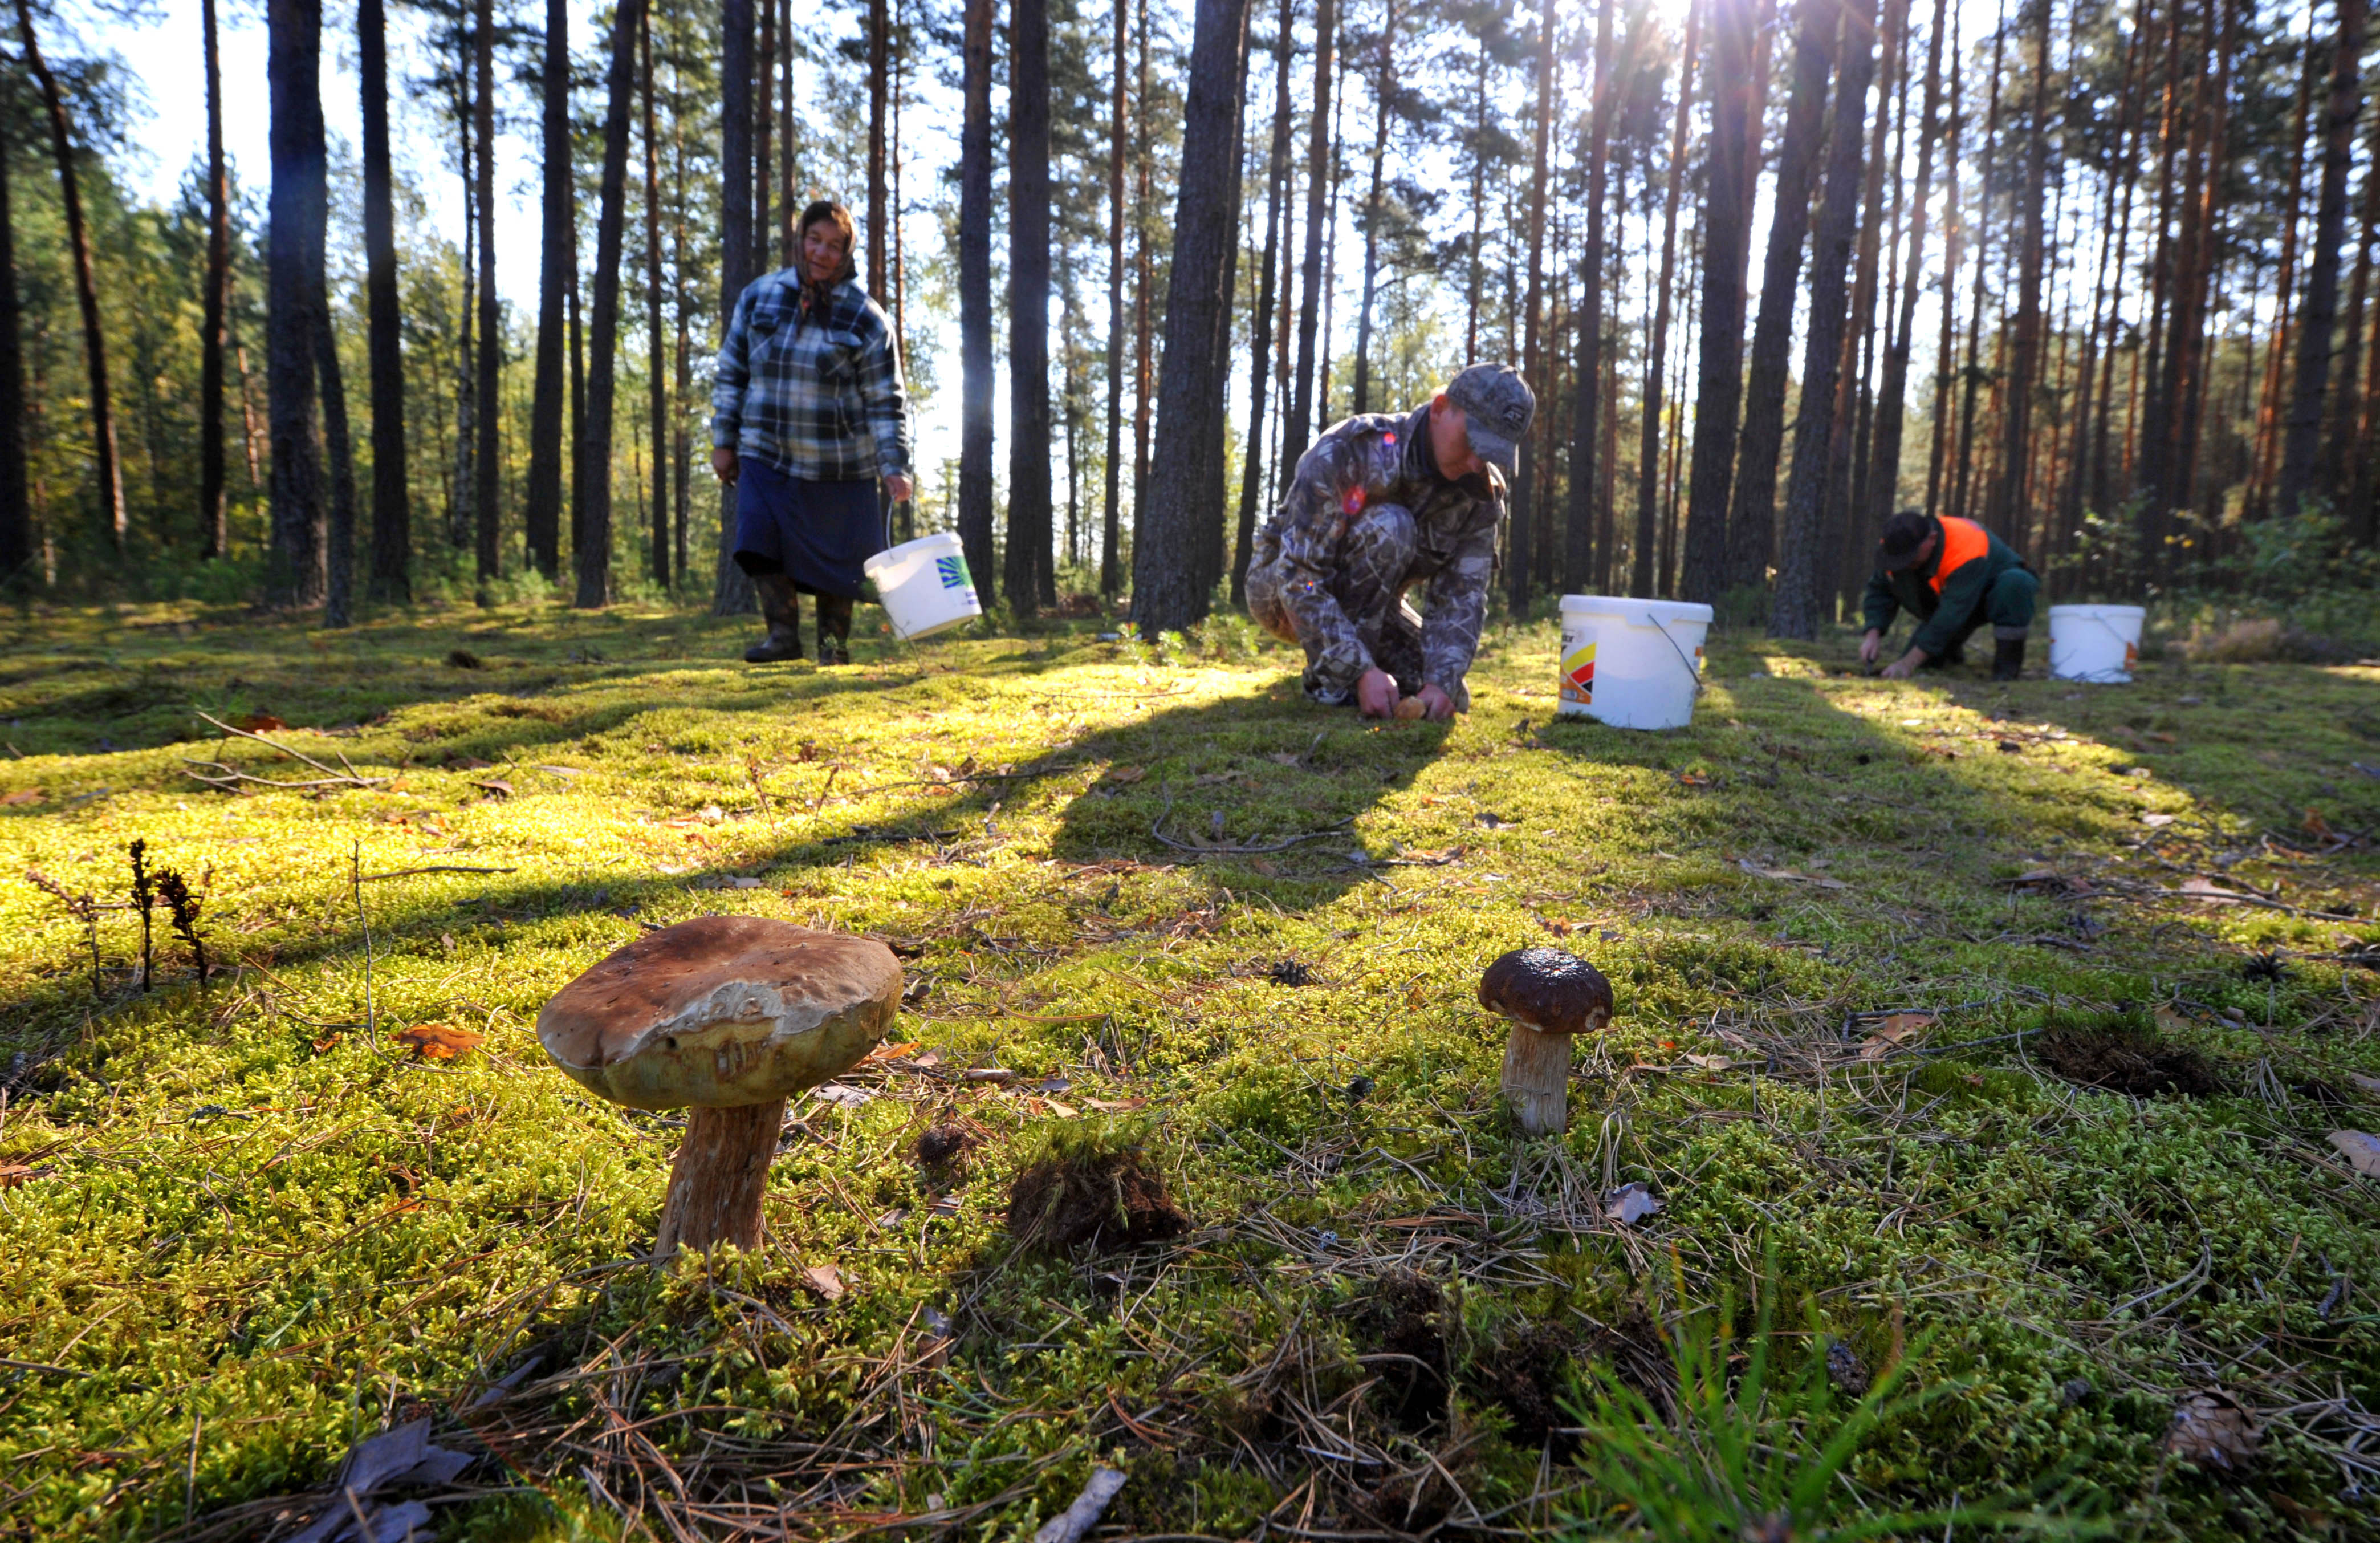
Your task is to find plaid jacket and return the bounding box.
[711,271,913,482]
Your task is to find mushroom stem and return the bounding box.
[653,1098,787,1259]
[1500,1026,1572,1135]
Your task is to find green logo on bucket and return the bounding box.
[936,554,971,591]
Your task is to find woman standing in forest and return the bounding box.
[711,201,914,664]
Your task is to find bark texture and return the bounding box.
[652,1099,787,1257]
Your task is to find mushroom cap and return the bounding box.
[1478,947,1614,1036]
[537,916,901,1110]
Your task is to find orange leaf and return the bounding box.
[856,1040,923,1067]
[1,788,42,806]
[0,1163,55,1188]
[1106,765,1148,785]
[392,1022,486,1059]
[2305,810,2335,840]
[1858,1012,1936,1059]
[238,713,289,732]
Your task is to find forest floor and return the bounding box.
[1,598,2378,1542]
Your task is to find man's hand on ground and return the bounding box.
[1416,684,1455,721]
[1355,668,1401,718]
[1858,628,1883,665]
[711,446,739,486]
[1879,645,1928,680]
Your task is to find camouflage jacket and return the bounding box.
[1250,405,1506,704]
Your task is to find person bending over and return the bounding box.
[711,200,915,666]
[1246,364,1535,721]
[1858,509,2039,681]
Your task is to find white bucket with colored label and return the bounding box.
[864,531,982,640]
[2047,604,2145,683]
[1557,596,1712,729]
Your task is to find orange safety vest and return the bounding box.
[1928,517,1990,596]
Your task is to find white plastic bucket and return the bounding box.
[863,531,982,640]
[2048,604,2145,683]
[1557,596,1712,729]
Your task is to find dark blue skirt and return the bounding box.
[732,459,885,599]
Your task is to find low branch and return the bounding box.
[182,712,388,791]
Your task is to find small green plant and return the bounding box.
[1559,1290,2086,1542]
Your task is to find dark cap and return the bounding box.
[1445,364,1536,477]
[1478,947,1614,1037]
[1879,509,1935,571]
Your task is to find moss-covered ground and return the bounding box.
[1,598,2377,1541]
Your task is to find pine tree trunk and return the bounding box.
[523,0,571,579]
[869,0,889,297]
[1726,0,1838,607]
[200,0,231,562]
[360,0,410,603]
[1465,38,1487,366]
[1102,0,1128,596]
[644,5,669,589]
[2278,0,2366,517]
[1773,0,1875,638]
[754,0,773,279]
[780,0,797,263]
[17,0,127,555]
[1565,0,1615,594]
[1131,0,1154,561]
[1133,0,1255,636]
[319,310,359,626]
[1350,0,1395,416]
[1681,0,1761,603]
[1986,0,2051,543]
[1232,0,1295,607]
[2326,105,2380,508]
[1281,0,1337,486]
[0,105,30,586]
[474,0,502,587]
[578,0,644,610]
[958,0,998,601]
[1633,0,1699,599]
[264,0,328,608]
[1868,0,1946,535]
[450,50,477,553]
[1829,0,1902,583]
[710,0,758,615]
[1006,0,1054,614]
[1511,0,1557,612]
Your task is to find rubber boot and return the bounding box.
[743,572,805,663]
[1992,636,2025,681]
[816,593,854,666]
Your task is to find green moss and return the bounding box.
[0,600,2375,1537]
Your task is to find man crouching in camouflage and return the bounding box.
[1247,364,1534,721]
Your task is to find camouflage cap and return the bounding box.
[1445,364,1536,477]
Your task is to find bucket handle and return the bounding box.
[1646,611,1706,696]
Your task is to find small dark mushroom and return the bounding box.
[1478,948,1614,1135]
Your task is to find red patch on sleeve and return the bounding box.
[1342,485,1368,517]
[1382,432,1397,445]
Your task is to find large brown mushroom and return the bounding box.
[1478,947,1614,1135]
[538,915,901,1257]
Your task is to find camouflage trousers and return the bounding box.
[1248,502,1454,708]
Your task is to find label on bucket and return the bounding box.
[1560,642,1597,704]
[936,553,973,591]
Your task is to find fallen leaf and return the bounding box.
[1039,1097,1081,1117]
[535,764,586,779]
[1859,1012,1936,1058]
[693,874,766,890]
[1738,858,1849,890]
[392,1022,486,1059]
[469,778,514,798]
[1247,858,1281,876]
[1603,1183,1662,1226]
[811,1084,873,1108]
[1683,1053,1736,1070]
[1106,765,1148,784]
[456,756,495,770]
[1265,752,1304,766]
[1081,1097,1149,1111]
[0,1163,56,1188]
[2349,1073,2380,1097]
[2326,1130,2380,1177]
[801,1264,847,1301]
[2178,876,2248,904]
[1674,770,1714,787]
[2305,810,2335,841]
[2140,812,2178,827]
[2164,1390,2259,1471]
[0,788,42,806]
[238,713,290,732]
[856,1040,923,1067]
[2145,730,2177,745]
